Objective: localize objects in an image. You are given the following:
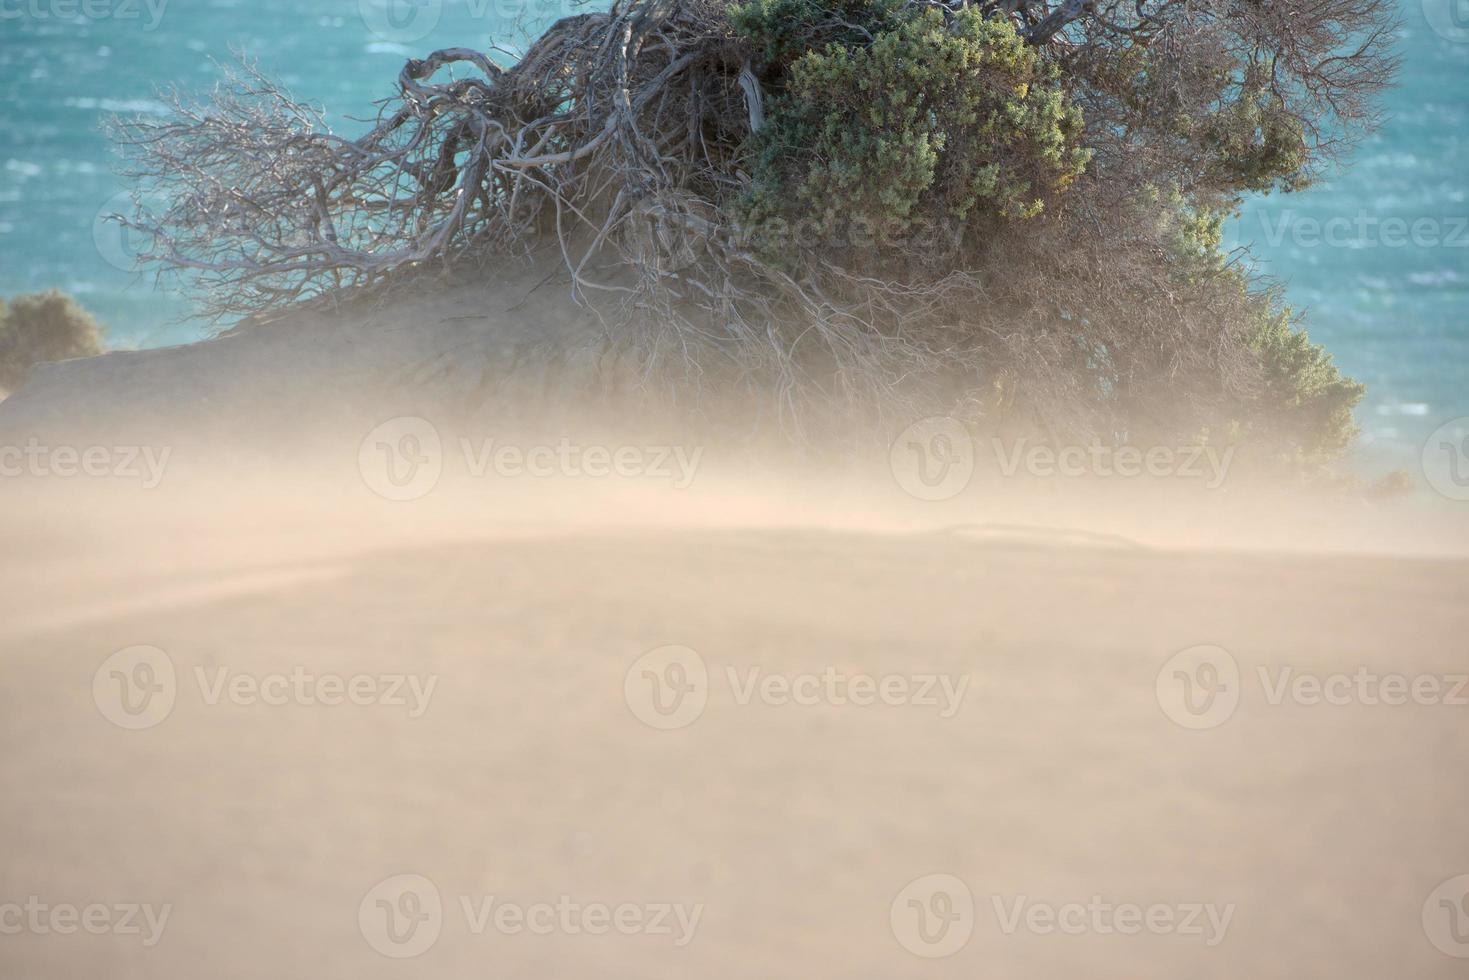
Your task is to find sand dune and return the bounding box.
[2,476,1468,979]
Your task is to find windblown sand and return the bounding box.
[2,473,1467,979]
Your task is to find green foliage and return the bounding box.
[0,290,106,393]
[1120,188,1360,466]
[1202,85,1312,194]
[1241,301,1365,466]
[1088,47,1314,197]
[722,0,1372,465]
[1145,187,1232,279]
[729,0,905,64]
[735,6,1090,252]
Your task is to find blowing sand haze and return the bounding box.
[2,0,1469,977]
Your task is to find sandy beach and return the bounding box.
[2,476,1467,979]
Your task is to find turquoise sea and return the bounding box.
[1,0,1465,468]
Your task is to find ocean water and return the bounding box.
[0,0,1465,467]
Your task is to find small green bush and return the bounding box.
[0,290,106,393]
